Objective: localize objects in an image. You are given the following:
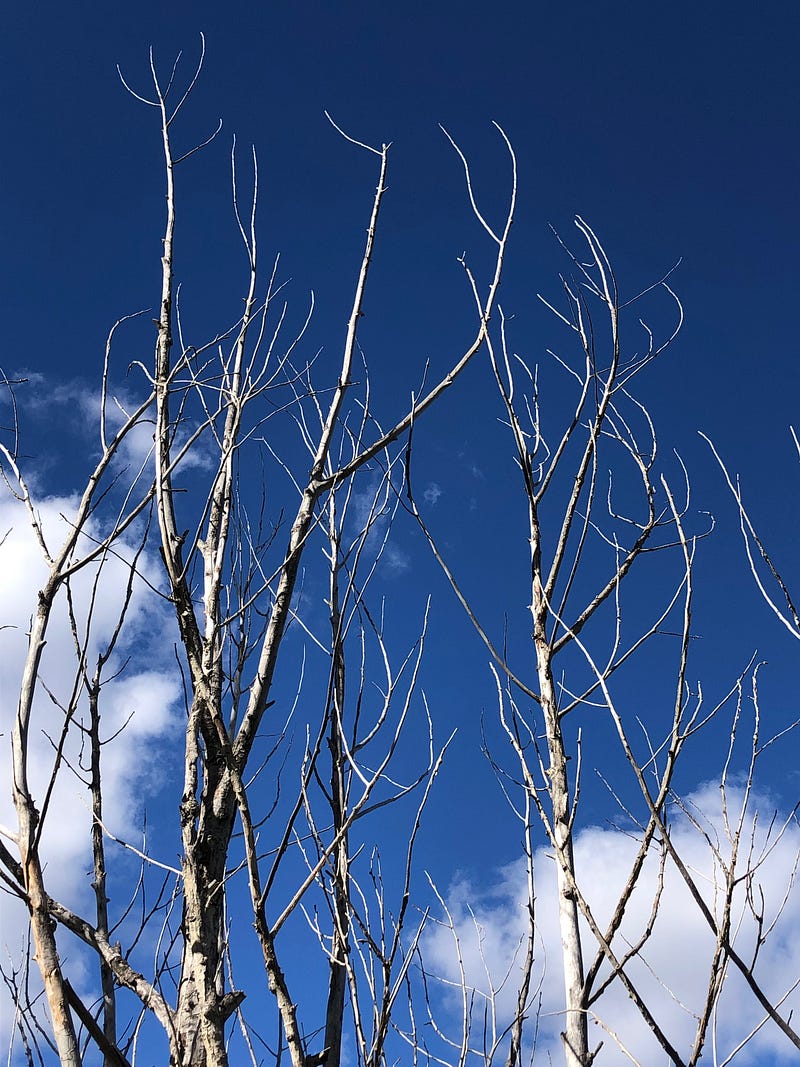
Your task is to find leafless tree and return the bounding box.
[406,221,800,1065]
[0,41,513,1067]
[3,39,799,1067]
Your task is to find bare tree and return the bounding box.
[0,41,513,1067]
[406,220,800,1065]
[3,39,799,1067]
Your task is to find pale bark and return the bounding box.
[11,578,82,1067]
[17,36,800,1067]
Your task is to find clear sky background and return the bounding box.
[1,3,799,1064]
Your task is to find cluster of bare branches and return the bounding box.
[2,38,798,1067]
[0,41,514,1067]
[405,222,800,1065]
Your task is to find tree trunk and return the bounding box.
[531,560,589,1065]
[24,853,83,1067]
[12,600,83,1067]
[174,734,239,1067]
[323,512,350,1067]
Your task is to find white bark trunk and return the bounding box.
[532,570,589,1067]
[12,602,82,1067]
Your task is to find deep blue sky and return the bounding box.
[2,3,799,1061]
[3,2,798,486]
[4,0,798,782]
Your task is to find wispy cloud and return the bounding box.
[383,542,410,574]
[424,482,442,506]
[346,476,409,577]
[9,373,215,491]
[0,489,181,1051]
[422,785,800,1065]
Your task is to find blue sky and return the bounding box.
[1,3,799,1064]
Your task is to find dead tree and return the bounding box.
[408,220,800,1065]
[5,38,797,1067]
[0,40,514,1067]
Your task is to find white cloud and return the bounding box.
[0,488,181,1056]
[12,375,214,490]
[383,542,410,574]
[346,476,409,577]
[424,482,443,506]
[422,786,800,1065]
